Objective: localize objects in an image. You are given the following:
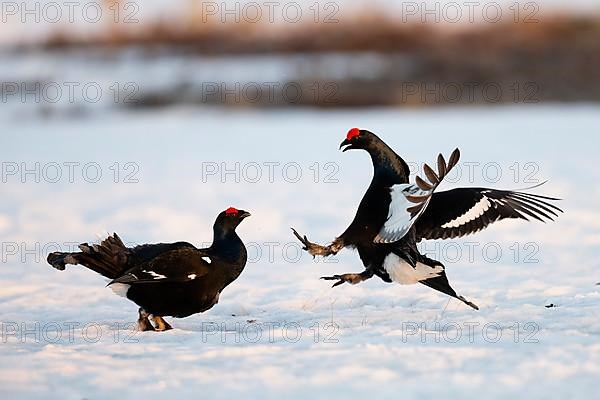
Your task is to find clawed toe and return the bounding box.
[321,275,343,287]
[291,228,330,258]
[291,228,310,250]
[321,274,362,288]
[321,275,341,280]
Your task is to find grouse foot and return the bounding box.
[291,228,337,258]
[321,272,372,288]
[152,316,173,331]
[137,308,156,332]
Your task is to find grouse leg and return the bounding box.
[152,316,173,332]
[291,228,343,258]
[137,308,156,332]
[321,268,375,288]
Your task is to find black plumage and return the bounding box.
[47,208,250,331]
[293,129,562,310]
[415,186,562,241]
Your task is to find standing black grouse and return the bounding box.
[48,207,250,331]
[292,129,562,310]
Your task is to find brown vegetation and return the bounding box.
[11,13,600,107]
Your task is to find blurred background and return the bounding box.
[2,0,600,113]
[2,1,600,399]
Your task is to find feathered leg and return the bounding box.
[151,316,173,332]
[137,308,156,332]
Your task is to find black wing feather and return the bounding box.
[109,247,211,285]
[415,187,563,241]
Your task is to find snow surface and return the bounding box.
[1,105,599,399]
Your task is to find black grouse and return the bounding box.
[48,207,250,331]
[293,129,562,310]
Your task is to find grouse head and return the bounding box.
[339,128,385,153]
[214,207,251,232]
[339,128,410,183]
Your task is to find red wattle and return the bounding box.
[347,128,360,141]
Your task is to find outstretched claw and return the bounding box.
[321,273,368,288]
[291,228,336,258]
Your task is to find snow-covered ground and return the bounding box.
[1,105,599,399]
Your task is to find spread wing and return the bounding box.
[414,185,563,241]
[375,148,461,244]
[109,247,212,285]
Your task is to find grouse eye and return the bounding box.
[346,128,361,141]
[225,207,239,216]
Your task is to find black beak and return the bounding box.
[239,211,251,219]
[340,139,353,152]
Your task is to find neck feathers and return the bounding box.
[213,224,238,243]
[368,140,410,185]
[211,225,247,265]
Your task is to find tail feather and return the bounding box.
[420,270,479,310]
[47,233,130,279]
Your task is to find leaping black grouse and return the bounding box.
[48,207,250,331]
[292,129,562,310]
